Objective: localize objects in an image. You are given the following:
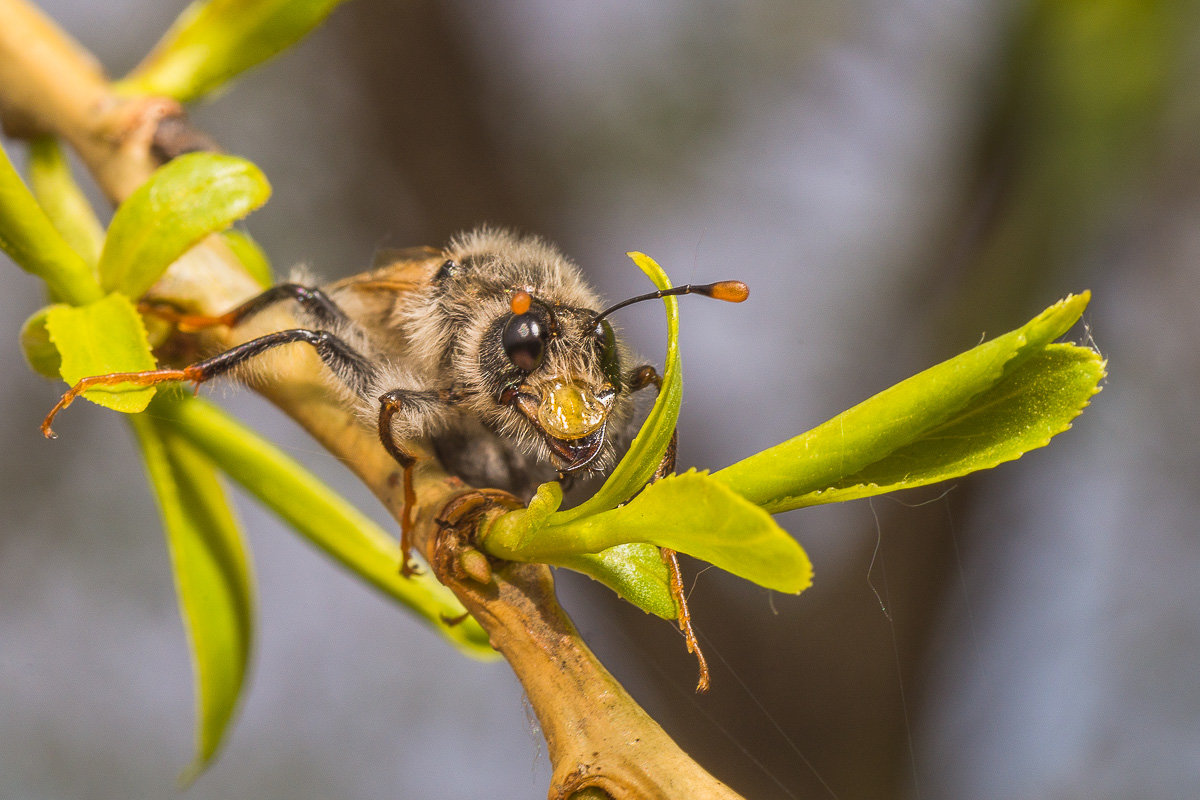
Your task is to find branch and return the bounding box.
[0,1,742,796]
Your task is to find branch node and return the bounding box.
[151,112,222,162]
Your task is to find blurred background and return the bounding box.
[3,1,1199,797]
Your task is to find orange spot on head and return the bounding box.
[511,290,532,315]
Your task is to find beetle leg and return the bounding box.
[628,364,662,393]
[377,388,461,577]
[648,429,708,691]
[628,364,709,691]
[140,283,351,331]
[662,546,709,693]
[42,328,378,438]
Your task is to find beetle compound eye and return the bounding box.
[592,319,622,388]
[593,319,614,347]
[594,319,617,363]
[502,313,547,372]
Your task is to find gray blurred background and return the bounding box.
[3,1,1199,798]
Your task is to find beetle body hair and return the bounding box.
[311,227,641,497]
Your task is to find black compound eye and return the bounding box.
[593,319,621,384]
[593,319,614,349]
[502,313,547,372]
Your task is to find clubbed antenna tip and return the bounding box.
[703,280,749,303]
[594,280,751,323]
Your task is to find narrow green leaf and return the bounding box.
[130,414,254,780]
[45,294,158,413]
[118,0,351,103]
[221,228,273,287]
[152,394,495,659]
[27,137,104,266]
[715,293,1094,511]
[20,307,61,379]
[499,470,812,595]
[98,153,271,298]
[546,252,682,525]
[554,544,678,620]
[0,139,101,305]
[775,344,1105,510]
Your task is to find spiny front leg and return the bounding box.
[377,388,459,577]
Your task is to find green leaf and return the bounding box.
[496,470,812,595]
[715,293,1099,513]
[482,481,562,555]
[118,0,351,103]
[98,153,271,298]
[484,483,678,618]
[221,228,273,287]
[20,307,61,379]
[45,294,158,413]
[130,414,254,780]
[775,344,1105,509]
[546,251,682,525]
[554,544,678,620]
[152,394,495,659]
[27,137,104,266]
[0,139,101,305]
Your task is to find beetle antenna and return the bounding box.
[592,281,749,324]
